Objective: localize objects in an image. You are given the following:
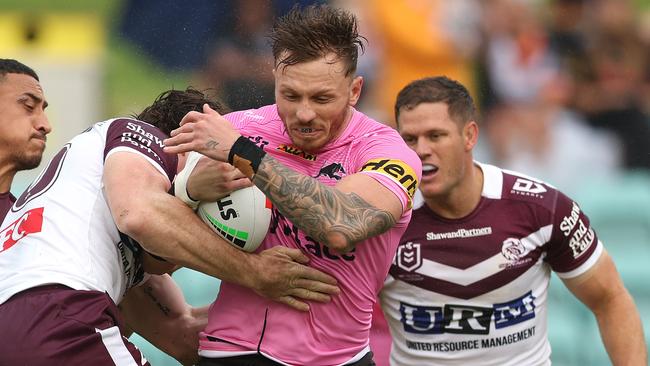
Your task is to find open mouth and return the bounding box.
[294,127,320,137]
[422,164,438,177]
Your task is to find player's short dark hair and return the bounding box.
[395,76,476,127]
[269,4,365,76]
[135,87,229,136]
[0,59,39,81]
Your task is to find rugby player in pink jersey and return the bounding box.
[376,76,646,365]
[165,5,422,366]
[0,88,338,366]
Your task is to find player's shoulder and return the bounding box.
[90,117,151,133]
[224,104,281,128]
[350,109,401,140]
[345,111,413,161]
[481,162,565,209]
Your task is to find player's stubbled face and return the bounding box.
[274,53,361,153]
[0,73,51,170]
[398,102,467,198]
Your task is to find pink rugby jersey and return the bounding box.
[199,105,422,365]
[380,162,603,366]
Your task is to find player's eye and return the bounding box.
[314,96,332,104]
[402,135,416,145]
[283,94,299,101]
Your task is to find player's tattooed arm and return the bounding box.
[253,156,396,253]
[119,275,205,365]
[143,284,172,316]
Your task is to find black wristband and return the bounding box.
[228,136,267,178]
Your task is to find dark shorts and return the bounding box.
[198,351,376,366]
[0,285,150,366]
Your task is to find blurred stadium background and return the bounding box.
[1,0,649,364]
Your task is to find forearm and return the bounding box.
[593,291,647,365]
[253,156,395,252]
[104,153,258,289]
[120,275,206,365]
[105,152,341,312]
[121,191,257,289]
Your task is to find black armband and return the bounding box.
[228,136,267,178]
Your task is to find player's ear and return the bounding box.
[348,76,363,107]
[463,121,479,151]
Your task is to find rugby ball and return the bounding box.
[197,186,272,252]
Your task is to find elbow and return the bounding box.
[113,206,150,240]
[324,230,357,254]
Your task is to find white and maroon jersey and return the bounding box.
[0,118,177,305]
[380,162,603,366]
[0,192,16,221]
[198,105,422,365]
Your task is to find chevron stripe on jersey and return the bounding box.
[381,162,603,366]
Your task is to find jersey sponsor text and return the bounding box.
[360,158,418,199]
[569,219,595,258]
[0,207,44,253]
[560,201,581,236]
[404,326,536,352]
[511,178,546,198]
[400,292,536,335]
[427,227,492,241]
[277,144,317,161]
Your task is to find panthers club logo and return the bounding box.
[314,162,346,180]
[397,242,422,272]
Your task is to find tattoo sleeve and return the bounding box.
[253,156,396,250]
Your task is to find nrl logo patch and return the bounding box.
[396,242,422,272]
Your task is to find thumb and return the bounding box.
[203,103,219,115]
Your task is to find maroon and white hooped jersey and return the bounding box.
[0,118,177,306]
[380,162,602,366]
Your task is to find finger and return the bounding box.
[293,278,340,296]
[163,142,196,155]
[203,103,226,117]
[179,111,206,127]
[164,131,194,147]
[299,266,338,286]
[280,247,310,265]
[230,178,254,191]
[289,288,332,303]
[277,296,310,312]
[203,103,221,115]
[169,123,195,137]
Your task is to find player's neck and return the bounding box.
[426,163,483,220]
[334,106,354,141]
[0,178,14,195]
[0,162,16,194]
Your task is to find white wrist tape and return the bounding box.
[174,152,203,210]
